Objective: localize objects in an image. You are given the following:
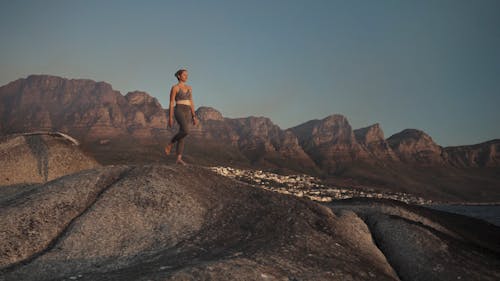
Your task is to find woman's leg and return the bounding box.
[176,106,192,165]
[166,105,190,163]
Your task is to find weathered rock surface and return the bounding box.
[386,129,445,166]
[196,106,224,122]
[443,139,500,167]
[0,75,167,142]
[354,123,398,162]
[0,164,398,281]
[0,133,99,186]
[1,164,499,280]
[290,114,369,172]
[187,108,318,171]
[226,117,316,169]
[328,198,500,281]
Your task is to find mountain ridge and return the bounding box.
[1,74,499,202]
[1,74,499,169]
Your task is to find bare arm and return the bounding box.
[189,87,198,125]
[168,86,177,126]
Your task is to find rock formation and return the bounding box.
[329,198,500,281]
[1,75,499,202]
[1,75,499,170]
[188,107,318,171]
[386,129,445,166]
[196,106,224,121]
[0,75,167,142]
[443,139,500,167]
[1,165,498,280]
[354,123,398,162]
[290,114,369,173]
[0,132,99,186]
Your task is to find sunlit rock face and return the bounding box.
[0,133,100,185]
[290,114,369,172]
[354,123,399,162]
[386,129,445,166]
[0,75,167,142]
[443,139,500,167]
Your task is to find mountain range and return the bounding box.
[1,75,499,202]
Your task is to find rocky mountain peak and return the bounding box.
[322,114,349,126]
[196,106,224,121]
[387,129,444,165]
[125,91,160,107]
[310,114,355,145]
[353,123,399,162]
[443,139,500,167]
[354,123,384,145]
[1,75,498,170]
[387,129,440,149]
[289,114,353,145]
[289,114,368,172]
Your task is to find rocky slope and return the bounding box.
[386,129,445,166]
[289,114,369,173]
[0,132,99,186]
[443,139,500,167]
[0,75,167,142]
[329,198,500,281]
[353,123,398,162]
[0,76,316,171]
[1,164,498,281]
[187,107,318,171]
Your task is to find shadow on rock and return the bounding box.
[25,135,49,182]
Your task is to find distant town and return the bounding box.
[209,166,434,205]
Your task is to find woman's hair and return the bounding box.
[174,69,187,81]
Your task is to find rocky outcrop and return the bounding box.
[0,76,316,169]
[0,133,99,186]
[387,129,445,165]
[0,75,167,142]
[443,139,500,168]
[196,106,224,121]
[329,198,500,281]
[290,114,369,172]
[225,117,317,169]
[0,165,399,281]
[180,108,317,170]
[354,123,398,161]
[124,91,167,139]
[228,117,283,156]
[1,165,498,280]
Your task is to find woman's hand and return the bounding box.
[168,118,173,128]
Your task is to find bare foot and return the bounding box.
[176,158,187,166]
[164,143,173,155]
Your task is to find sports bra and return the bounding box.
[175,87,192,101]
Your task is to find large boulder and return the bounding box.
[329,198,500,281]
[0,133,99,186]
[1,164,499,280]
[1,165,397,280]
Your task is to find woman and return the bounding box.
[164,69,198,165]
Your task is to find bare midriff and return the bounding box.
[176,100,191,106]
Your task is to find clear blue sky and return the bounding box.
[1,0,499,146]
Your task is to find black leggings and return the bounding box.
[170,104,191,155]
